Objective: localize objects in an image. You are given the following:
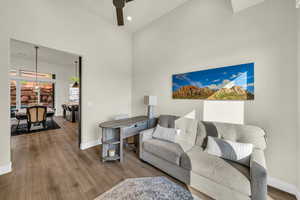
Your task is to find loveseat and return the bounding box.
[139,115,267,200]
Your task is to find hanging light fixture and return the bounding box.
[34,46,40,93]
[72,60,79,88]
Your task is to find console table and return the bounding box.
[99,116,156,162]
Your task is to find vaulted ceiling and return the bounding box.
[78,0,190,33]
[79,0,265,33]
[81,0,264,32]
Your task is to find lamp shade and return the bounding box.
[144,96,157,106]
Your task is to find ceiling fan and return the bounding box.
[113,0,134,26]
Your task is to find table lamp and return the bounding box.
[144,96,157,119]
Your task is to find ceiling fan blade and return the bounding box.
[113,0,133,26]
[116,7,124,26]
[113,0,125,8]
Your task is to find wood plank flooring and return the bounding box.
[0,117,296,200]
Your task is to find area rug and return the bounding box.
[95,177,201,200]
[11,120,61,136]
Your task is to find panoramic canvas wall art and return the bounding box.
[172,63,254,100]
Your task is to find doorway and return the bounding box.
[9,39,82,147]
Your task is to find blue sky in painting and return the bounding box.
[172,63,254,94]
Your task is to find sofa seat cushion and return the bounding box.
[143,139,184,165]
[181,147,251,196]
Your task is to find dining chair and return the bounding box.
[26,106,47,132]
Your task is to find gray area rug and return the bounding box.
[95,177,201,200]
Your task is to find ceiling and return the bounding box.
[78,0,190,33]
[10,40,79,67]
[231,0,265,13]
[78,0,266,32]
[11,0,267,64]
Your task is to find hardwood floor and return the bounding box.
[0,117,296,200]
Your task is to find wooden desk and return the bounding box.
[99,116,155,162]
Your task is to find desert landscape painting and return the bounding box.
[172,63,254,100]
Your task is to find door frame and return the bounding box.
[78,56,82,148]
[9,39,83,149]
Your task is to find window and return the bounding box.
[19,81,55,108]
[69,87,79,102]
[10,80,17,109]
[40,83,54,107]
[10,69,55,111]
[9,69,17,76]
[20,81,39,108]
[20,70,53,79]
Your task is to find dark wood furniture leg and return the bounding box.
[63,108,66,119]
[27,123,31,132]
[42,121,46,129]
[72,108,76,123]
[16,119,20,130]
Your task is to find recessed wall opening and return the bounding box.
[9,39,82,148]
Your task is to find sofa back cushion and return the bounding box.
[158,115,179,128]
[196,121,267,150]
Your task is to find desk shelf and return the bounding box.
[102,155,120,162]
[101,127,121,162]
[103,138,121,145]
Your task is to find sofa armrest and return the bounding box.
[250,149,267,200]
[139,128,155,158]
[140,128,154,142]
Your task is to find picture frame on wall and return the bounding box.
[172,63,254,100]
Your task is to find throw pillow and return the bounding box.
[152,125,177,143]
[205,136,253,166]
[175,117,198,152]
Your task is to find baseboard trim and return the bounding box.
[268,176,299,199]
[80,140,101,150]
[0,162,12,176]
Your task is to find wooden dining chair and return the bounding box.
[26,106,47,132]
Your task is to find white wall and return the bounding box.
[11,56,74,116]
[297,7,300,192]
[203,101,244,124]
[133,0,298,186]
[0,0,132,168]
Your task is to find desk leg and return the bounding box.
[134,134,139,156]
[101,128,106,162]
[120,128,124,162]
